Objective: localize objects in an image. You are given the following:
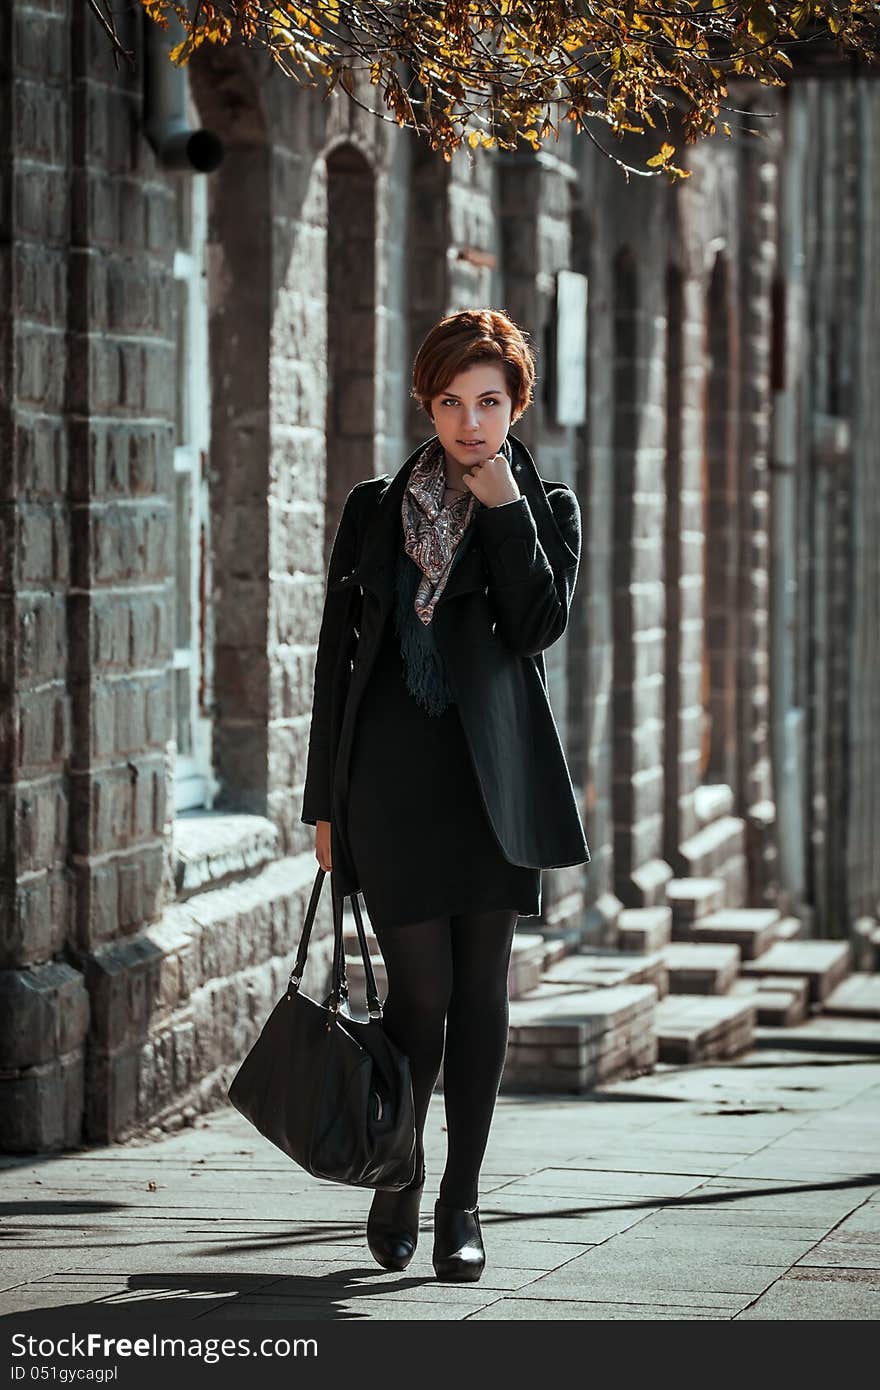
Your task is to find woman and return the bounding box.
[301,308,590,1283]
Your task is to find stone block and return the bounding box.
[501,984,657,1092]
[617,905,672,952]
[771,916,806,943]
[85,1045,139,1144]
[508,932,546,999]
[665,877,727,924]
[672,815,747,878]
[0,961,90,1068]
[753,988,809,1027]
[0,1050,84,1152]
[84,933,165,1051]
[731,973,811,1028]
[822,974,880,1021]
[625,856,672,911]
[654,995,757,1064]
[0,866,68,968]
[674,908,779,960]
[753,1015,880,1055]
[542,949,668,999]
[662,942,741,995]
[739,940,852,1003]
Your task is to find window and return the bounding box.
[172,169,216,811]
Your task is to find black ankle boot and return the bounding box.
[432,1200,485,1282]
[366,1168,426,1272]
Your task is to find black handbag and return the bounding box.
[227,866,418,1190]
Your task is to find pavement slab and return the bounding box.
[734,1267,880,1320]
[465,1298,734,1320]
[2,1049,879,1322]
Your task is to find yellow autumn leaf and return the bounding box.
[646,141,675,167]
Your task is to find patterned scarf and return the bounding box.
[400,437,479,625]
[391,437,480,716]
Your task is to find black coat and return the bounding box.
[301,432,591,899]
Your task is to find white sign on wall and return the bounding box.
[554,269,588,426]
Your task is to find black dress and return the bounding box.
[345,542,542,930]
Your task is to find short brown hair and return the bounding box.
[411,309,536,421]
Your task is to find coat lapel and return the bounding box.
[339,433,576,612]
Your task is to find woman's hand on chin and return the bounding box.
[460,453,521,509]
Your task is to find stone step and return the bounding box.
[693,784,735,823]
[821,973,880,1021]
[665,877,727,927]
[661,942,741,995]
[342,926,551,1006]
[508,932,548,1000]
[671,907,780,960]
[730,975,811,1027]
[672,815,746,878]
[617,906,673,953]
[541,935,573,971]
[542,950,668,999]
[341,951,388,1008]
[772,915,807,943]
[739,940,852,1004]
[173,813,280,900]
[630,859,675,908]
[654,995,757,1063]
[507,977,655,1026]
[502,984,658,1093]
[752,1015,880,1055]
[853,918,880,972]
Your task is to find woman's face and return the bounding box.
[429,362,514,469]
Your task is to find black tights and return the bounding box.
[371,907,518,1209]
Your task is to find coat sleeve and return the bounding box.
[474,485,581,658]
[300,484,366,826]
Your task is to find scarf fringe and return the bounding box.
[394,549,454,717]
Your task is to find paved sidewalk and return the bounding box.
[2,1048,879,1321]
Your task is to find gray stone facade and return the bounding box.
[1,4,878,1150]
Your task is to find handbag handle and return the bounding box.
[287,866,384,1022]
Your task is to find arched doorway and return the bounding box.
[324,143,377,565]
[701,254,739,789]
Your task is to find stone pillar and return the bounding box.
[405,135,450,448]
[498,139,591,930]
[736,93,782,900]
[0,0,91,1151]
[608,243,671,898]
[68,7,177,1142]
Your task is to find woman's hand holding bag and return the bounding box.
[227,867,418,1190]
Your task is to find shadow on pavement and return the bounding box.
[0,1267,453,1322]
[3,1171,878,1319]
[194,1170,880,1256]
[0,1201,126,1220]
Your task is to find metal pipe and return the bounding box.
[143,14,224,173]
